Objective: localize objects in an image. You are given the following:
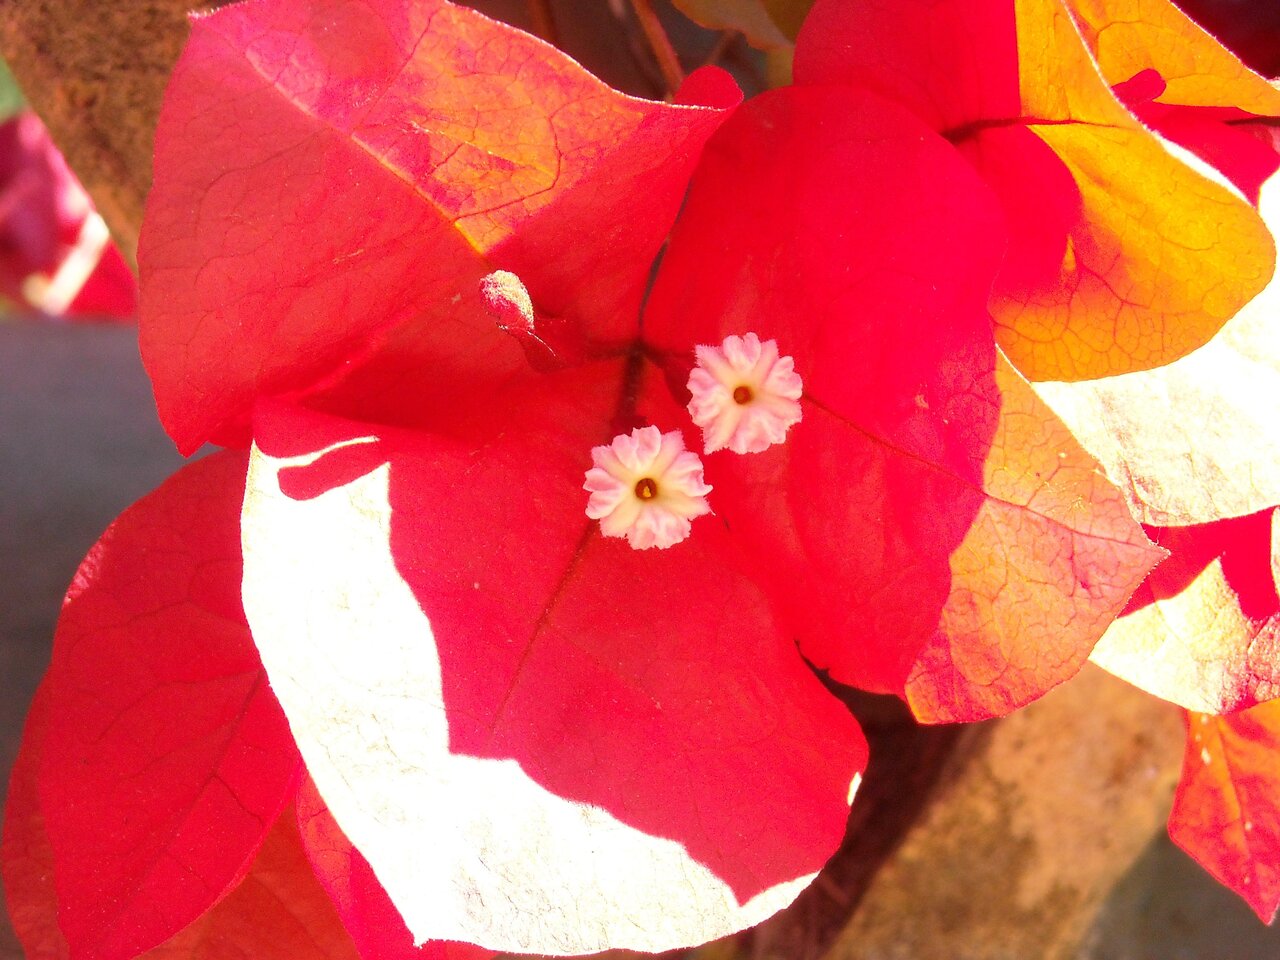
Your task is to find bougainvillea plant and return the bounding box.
[5,0,1280,955]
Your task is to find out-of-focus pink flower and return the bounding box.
[0,110,136,320]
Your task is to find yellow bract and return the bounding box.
[992,0,1275,381]
[1068,0,1280,112]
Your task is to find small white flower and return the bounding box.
[583,426,712,550]
[686,333,803,454]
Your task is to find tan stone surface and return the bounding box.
[0,0,213,265]
[814,665,1183,960]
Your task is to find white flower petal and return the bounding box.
[687,334,803,455]
[582,427,711,549]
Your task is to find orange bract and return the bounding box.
[995,0,1274,380]
[1067,0,1280,113]
[907,355,1162,721]
[1172,700,1280,922]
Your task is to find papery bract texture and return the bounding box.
[1068,0,1280,114]
[296,777,497,960]
[240,381,867,955]
[1032,148,1280,529]
[1091,510,1280,714]
[4,690,358,960]
[26,452,301,960]
[644,85,1161,722]
[135,3,882,953]
[794,0,1275,381]
[1069,0,1280,203]
[140,0,738,454]
[1171,701,1280,922]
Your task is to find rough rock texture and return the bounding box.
[795,665,1184,960]
[0,0,212,265]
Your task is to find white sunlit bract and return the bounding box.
[583,426,712,550]
[687,333,803,455]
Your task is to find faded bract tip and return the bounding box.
[584,426,712,550]
[687,333,803,454]
[480,269,535,332]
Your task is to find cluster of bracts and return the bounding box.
[5,0,1280,957]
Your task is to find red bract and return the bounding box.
[139,0,739,454]
[4,691,361,960]
[644,84,1160,722]
[1172,700,1280,922]
[7,0,1172,954]
[32,0,864,953]
[796,0,1275,381]
[0,110,136,320]
[1,451,302,960]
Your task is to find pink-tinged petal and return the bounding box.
[240,365,866,954]
[296,777,496,960]
[1092,510,1280,713]
[687,333,803,455]
[140,0,738,453]
[584,425,712,549]
[35,451,301,960]
[1171,702,1280,922]
[646,85,1160,721]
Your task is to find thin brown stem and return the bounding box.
[526,0,559,46]
[630,0,685,99]
[703,29,737,69]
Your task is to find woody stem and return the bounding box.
[526,0,559,46]
[630,0,684,98]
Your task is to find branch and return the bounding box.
[629,0,683,98]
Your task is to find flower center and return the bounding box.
[584,426,712,550]
[686,333,804,455]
